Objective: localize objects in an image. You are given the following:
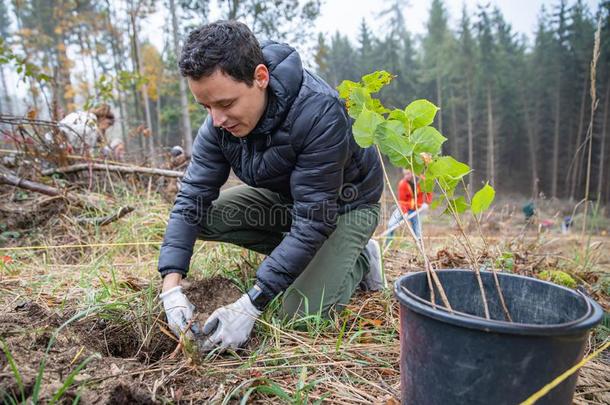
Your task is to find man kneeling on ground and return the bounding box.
[158,20,384,352]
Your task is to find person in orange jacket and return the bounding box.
[386,169,432,245]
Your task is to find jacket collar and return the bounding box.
[250,41,303,136]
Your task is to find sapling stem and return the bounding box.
[435,179,489,318]
[376,146,452,311]
[460,178,512,322]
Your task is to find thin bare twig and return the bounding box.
[41,163,184,178]
[581,19,602,238]
[75,206,135,226]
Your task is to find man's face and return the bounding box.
[188,65,269,137]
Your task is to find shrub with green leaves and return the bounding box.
[338,71,494,215]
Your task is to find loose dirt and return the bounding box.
[0,277,243,404]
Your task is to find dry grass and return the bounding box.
[0,177,608,403]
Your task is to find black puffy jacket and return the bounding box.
[158,41,383,300]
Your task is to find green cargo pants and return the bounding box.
[197,184,380,318]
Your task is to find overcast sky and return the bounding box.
[142,0,601,48]
[314,0,600,42]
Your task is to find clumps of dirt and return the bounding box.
[0,301,62,355]
[72,315,176,364]
[0,301,61,331]
[0,278,242,403]
[107,383,155,404]
[183,276,244,325]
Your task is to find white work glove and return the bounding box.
[159,286,198,339]
[199,294,262,352]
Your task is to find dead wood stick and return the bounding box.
[0,168,63,196]
[75,206,135,226]
[42,163,184,178]
[0,166,103,210]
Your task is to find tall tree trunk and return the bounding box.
[0,66,12,114]
[551,77,561,198]
[520,87,539,199]
[466,82,474,196]
[169,0,194,156]
[54,35,74,111]
[104,0,127,147]
[568,74,588,201]
[130,11,156,164]
[76,28,94,100]
[449,87,459,159]
[12,4,38,111]
[486,85,495,186]
[156,96,162,147]
[436,73,443,134]
[597,79,609,200]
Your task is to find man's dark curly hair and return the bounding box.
[179,20,264,86]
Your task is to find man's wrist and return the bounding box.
[247,283,272,311]
[162,272,183,293]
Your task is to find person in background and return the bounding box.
[101,138,125,161]
[561,216,573,234]
[46,103,116,156]
[522,201,536,223]
[385,169,432,246]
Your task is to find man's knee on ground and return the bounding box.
[279,287,343,321]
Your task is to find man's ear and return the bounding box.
[253,64,269,88]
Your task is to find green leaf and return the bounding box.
[352,106,384,148]
[411,126,447,156]
[375,120,411,167]
[337,80,359,100]
[405,99,439,130]
[346,87,370,118]
[430,198,442,210]
[361,71,393,93]
[421,174,436,192]
[1,340,24,402]
[367,97,390,115]
[444,196,470,215]
[388,109,412,134]
[428,156,471,192]
[471,183,495,214]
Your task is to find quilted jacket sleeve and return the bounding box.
[158,118,230,277]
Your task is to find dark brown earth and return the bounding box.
[0,277,245,404]
[184,276,243,326]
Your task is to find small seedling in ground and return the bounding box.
[338,71,500,318]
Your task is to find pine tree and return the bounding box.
[476,4,498,187]
[422,0,451,134]
[356,18,375,78]
[566,0,595,200]
[0,0,12,114]
[314,33,331,79]
[456,5,477,192]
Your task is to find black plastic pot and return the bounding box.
[394,269,603,405]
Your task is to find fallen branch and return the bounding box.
[0,166,106,210]
[42,163,184,178]
[75,206,135,226]
[0,167,63,196]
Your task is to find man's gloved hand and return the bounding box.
[199,294,262,352]
[159,286,198,339]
